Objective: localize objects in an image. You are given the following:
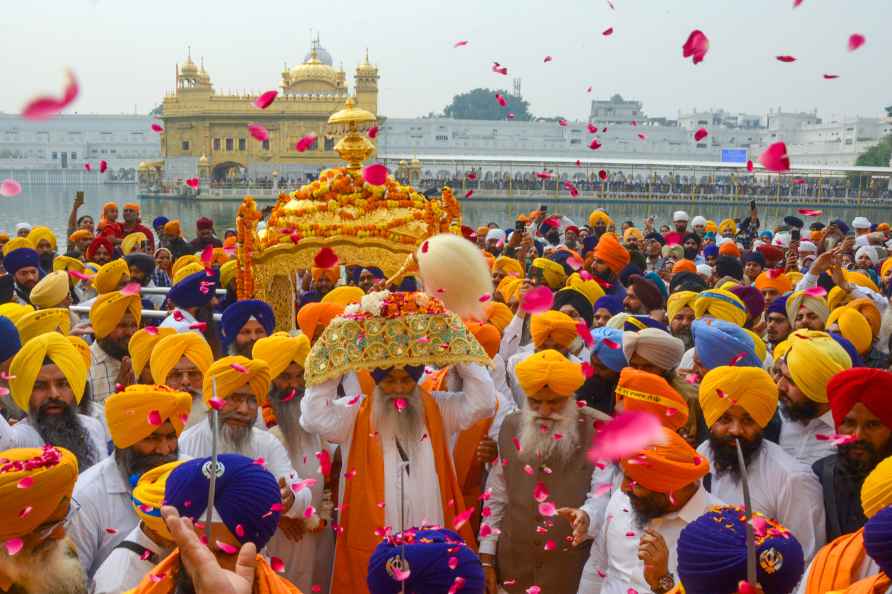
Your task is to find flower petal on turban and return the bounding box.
[515,349,584,398]
[251,332,310,380]
[785,290,830,327]
[105,384,193,448]
[699,366,778,428]
[128,327,177,378]
[530,310,578,349]
[10,333,86,411]
[202,356,271,407]
[149,332,214,385]
[616,368,689,430]
[784,330,852,403]
[829,368,892,430]
[620,427,709,494]
[90,291,141,340]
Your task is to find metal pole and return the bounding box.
[205,377,220,544]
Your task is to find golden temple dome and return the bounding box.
[180,55,199,76]
[287,47,339,88]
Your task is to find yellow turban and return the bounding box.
[785,290,830,326]
[296,302,345,342]
[693,289,748,327]
[827,286,850,311]
[699,366,778,428]
[68,229,92,244]
[53,255,85,276]
[881,258,892,282]
[163,220,182,238]
[15,308,71,343]
[68,335,92,368]
[826,307,873,355]
[322,286,365,306]
[121,232,148,255]
[623,227,643,242]
[784,330,852,403]
[785,271,803,286]
[704,220,718,233]
[667,291,698,323]
[0,446,78,541]
[531,258,567,290]
[754,271,793,294]
[90,291,142,340]
[496,276,522,304]
[9,332,87,411]
[565,273,605,305]
[131,460,184,540]
[845,270,880,293]
[0,303,33,326]
[743,328,767,364]
[493,256,524,279]
[94,259,130,294]
[172,262,204,286]
[531,310,579,349]
[26,226,57,251]
[588,210,614,228]
[848,298,882,338]
[718,219,737,235]
[172,254,199,278]
[483,301,513,333]
[515,349,584,398]
[219,259,238,288]
[105,384,193,449]
[202,356,271,407]
[862,456,892,519]
[2,237,34,257]
[149,332,214,385]
[128,327,177,378]
[252,332,310,379]
[29,270,70,309]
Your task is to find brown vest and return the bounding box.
[495,408,600,594]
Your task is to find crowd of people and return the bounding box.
[2,191,892,594]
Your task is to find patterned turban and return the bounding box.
[828,368,892,430]
[252,332,311,379]
[15,308,71,343]
[530,310,578,350]
[785,290,830,326]
[862,456,892,519]
[220,300,275,350]
[593,233,631,275]
[692,318,761,371]
[493,256,524,279]
[667,291,698,323]
[483,301,513,333]
[530,258,567,290]
[296,302,345,341]
[93,259,130,295]
[699,366,778,429]
[826,307,873,355]
[321,285,365,306]
[10,333,86,411]
[622,328,685,371]
[465,321,500,359]
[149,332,213,385]
[591,327,627,373]
[783,330,852,403]
[105,384,192,449]
[755,270,793,294]
[29,270,70,309]
[693,289,748,327]
[131,460,185,541]
[515,349,584,398]
[128,327,177,378]
[620,427,709,494]
[26,226,57,251]
[89,291,141,340]
[615,368,688,430]
[202,356,271,407]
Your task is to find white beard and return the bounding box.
[219,421,253,456]
[517,398,581,466]
[0,537,87,594]
[371,386,427,457]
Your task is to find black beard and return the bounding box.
[838,440,891,479]
[31,402,96,470]
[97,337,128,361]
[230,341,254,358]
[709,434,763,479]
[39,253,55,271]
[684,247,698,260]
[780,396,821,423]
[115,447,179,488]
[628,491,669,529]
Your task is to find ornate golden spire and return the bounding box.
[327,97,378,169]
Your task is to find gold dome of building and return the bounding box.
[289,51,339,85]
[356,49,378,75]
[282,39,346,95]
[180,55,199,76]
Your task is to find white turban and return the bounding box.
[673,211,690,222]
[798,241,817,254]
[773,232,791,248]
[15,223,31,233]
[696,264,713,277]
[852,216,871,230]
[622,328,686,371]
[856,246,880,265]
[485,228,507,244]
[691,216,707,228]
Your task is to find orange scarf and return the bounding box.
[806,529,868,594]
[125,550,300,594]
[331,389,475,594]
[832,573,892,594]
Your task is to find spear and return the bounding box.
[735,438,757,588]
[205,377,220,544]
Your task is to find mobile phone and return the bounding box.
[539,204,548,213]
[749,200,756,210]
[791,228,801,242]
[515,220,526,233]
[75,191,84,202]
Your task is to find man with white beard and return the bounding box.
[479,349,609,594]
[148,331,214,429]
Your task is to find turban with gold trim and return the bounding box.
[26,226,57,251]
[15,308,71,343]
[515,349,584,399]
[620,427,709,494]
[202,356,271,407]
[693,289,748,327]
[105,384,192,449]
[29,270,69,309]
[615,368,688,430]
[465,321,500,359]
[131,460,184,541]
[530,258,566,290]
[784,330,852,403]
[483,301,513,333]
[786,290,830,326]
[90,291,141,340]
[128,327,177,378]
[493,256,524,279]
[149,332,213,385]
[827,306,873,355]
[667,291,698,324]
[10,333,87,411]
[311,266,339,283]
[754,270,793,294]
[93,258,130,295]
[296,302,344,342]
[252,332,311,379]
[862,456,892,519]
[593,233,631,276]
[322,285,365,306]
[121,232,147,256]
[699,366,778,429]
[0,446,78,541]
[530,310,578,349]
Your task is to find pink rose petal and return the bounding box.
[4,538,23,556]
[215,540,238,554]
[448,556,459,570]
[84,163,92,172]
[533,481,549,503]
[746,160,754,172]
[185,177,199,189]
[368,126,379,139]
[209,397,224,410]
[577,323,594,348]
[248,124,269,142]
[253,90,278,109]
[296,133,317,152]
[693,128,708,141]
[454,40,469,48]
[543,56,553,63]
[392,566,411,582]
[147,410,162,426]
[478,293,492,303]
[270,556,285,572]
[588,411,665,462]
[151,123,164,133]
[804,286,827,297]
[452,507,475,531]
[0,179,22,197]
[313,246,339,269]
[682,30,710,64]
[17,477,33,489]
[394,398,408,412]
[589,139,602,150]
[495,93,508,108]
[105,527,118,534]
[21,70,79,121]
[758,142,790,172]
[798,208,823,216]
[599,169,608,181]
[520,286,554,314]
[230,362,248,374]
[315,449,332,478]
[538,501,557,517]
[637,133,647,140]
[848,34,866,52]
[602,27,614,36]
[776,55,796,63]
[362,163,389,186]
[99,160,108,173]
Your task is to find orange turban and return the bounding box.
[483,301,513,333]
[593,233,630,275]
[515,349,585,398]
[68,229,93,243]
[311,266,339,283]
[104,384,193,449]
[615,368,689,430]
[90,291,141,340]
[465,320,500,359]
[530,310,578,349]
[719,242,741,258]
[202,356,271,407]
[123,202,140,212]
[672,259,697,275]
[754,270,793,294]
[150,332,214,385]
[128,327,177,378]
[163,220,182,237]
[620,427,710,494]
[102,202,117,215]
[699,366,778,429]
[0,446,79,541]
[297,302,344,342]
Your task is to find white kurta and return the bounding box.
[697,439,827,561]
[90,525,169,594]
[301,362,496,532]
[779,410,837,466]
[0,414,109,464]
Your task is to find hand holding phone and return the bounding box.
[74,191,85,209]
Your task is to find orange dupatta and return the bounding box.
[331,389,476,594]
[806,529,868,594]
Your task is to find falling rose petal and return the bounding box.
[466,171,478,181]
[758,142,791,173]
[392,566,411,582]
[543,55,553,63]
[0,179,23,198]
[594,483,612,497]
[253,457,266,466]
[693,128,708,142]
[84,163,92,172]
[4,538,22,556]
[798,208,823,216]
[575,160,582,167]
[21,70,79,120]
[848,34,866,52]
[746,160,754,172]
[793,0,803,6]
[253,90,278,109]
[587,122,598,134]
[17,477,33,489]
[598,169,609,181]
[479,523,493,537]
[602,27,614,36]
[586,85,593,93]
[448,556,459,570]
[602,338,622,350]
[804,286,827,297]
[581,362,595,379]
[304,505,316,519]
[523,464,535,476]
[729,353,747,366]
[151,123,164,133]
[607,0,614,8]
[577,323,593,348]
[495,93,508,108]
[454,40,469,48]
[452,507,475,531]
[344,468,358,480]
[478,293,492,303]
[588,411,665,462]
[792,177,806,185]
[248,123,269,142]
[209,397,224,411]
[544,540,556,551]
[147,410,162,426]
[491,62,509,76]
[188,322,208,332]
[18,506,32,519]
[99,160,108,173]
[464,190,474,199]
[296,133,317,152]
[105,527,119,534]
[589,139,602,150]
[362,163,389,186]
[291,478,318,493]
[507,112,515,120]
[230,362,248,374]
[120,282,142,297]
[823,74,839,80]
[315,449,332,478]
[520,286,554,314]
[738,581,758,594]
[682,30,710,64]
[776,55,796,63]
[533,481,549,503]
[346,393,362,406]
[185,178,200,189]
[563,181,579,197]
[448,576,466,594]
[535,171,554,180]
[216,541,238,555]
[394,398,408,412]
[235,524,245,538]
[637,133,647,140]
[538,501,557,517]
[314,246,339,268]
[558,119,568,127]
[526,587,541,594]
[269,556,285,573]
[597,569,607,578]
[150,572,166,584]
[512,436,522,452]
[368,126,379,139]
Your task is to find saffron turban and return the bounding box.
[493,256,524,279]
[128,327,177,378]
[93,258,130,295]
[220,299,275,350]
[667,291,698,323]
[53,255,85,276]
[566,273,606,305]
[588,210,613,228]
[530,310,578,349]
[828,368,892,430]
[163,220,181,237]
[26,226,56,251]
[465,320,500,359]
[718,242,741,258]
[131,460,184,541]
[321,285,365,306]
[755,270,793,294]
[3,247,39,275]
[150,331,213,385]
[165,453,282,549]
[826,307,873,355]
[367,528,484,594]
[0,316,21,363]
[15,308,71,343]
[496,276,522,303]
[592,327,627,373]
[0,446,79,541]
[202,356,271,407]
[29,270,70,309]
[219,259,238,289]
[311,266,339,283]
[515,349,584,398]
[10,332,87,412]
[67,229,92,244]
[554,287,594,328]
[483,301,513,333]
[699,366,778,429]
[692,318,761,371]
[593,233,631,275]
[252,332,311,379]
[620,427,709,494]
[784,330,852,403]
[847,298,882,338]
[172,262,204,286]
[0,305,39,331]
[672,259,697,275]
[622,328,685,372]
[882,257,892,281]
[785,290,830,326]
[172,255,199,278]
[615,368,688,430]
[846,270,880,293]
[121,232,147,255]
[297,302,344,341]
[168,270,217,309]
[864,505,892,578]
[862,456,892,519]
[623,227,644,243]
[594,294,624,316]
[693,289,748,327]
[90,291,141,340]
[105,384,192,449]
[530,257,567,290]
[677,505,805,594]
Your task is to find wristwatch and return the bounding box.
[652,573,675,594]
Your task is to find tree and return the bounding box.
[149,103,163,116]
[855,135,892,167]
[443,88,533,121]
[884,105,892,118]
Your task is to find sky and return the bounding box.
[1,0,889,122]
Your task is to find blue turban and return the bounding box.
[168,269,218,309]
[165,454,281,549]
[152,216,169,229]
[591,327,627,373]
[864,505,892,576]
[703,244,719,259]
[830,332,865,367]
[644,272,668,301]
[677,505,805,594]
[367,528,484,594]
[831,219,850,235]
[594,295,623,316]
[220,299,275,349]
[3,247,40,275]
[765,294,789,317]
[397,276,418,292]
[693,318,761,370]
[743,251,766,267]
[624,315,668,332]
[0,316,21,363]
[619,264,643,287]
[549,251,576,276]
[760,230,774,241]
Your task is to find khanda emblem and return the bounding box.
[759,547,784,574]
[385,555,410,580]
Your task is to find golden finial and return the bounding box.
[327,97,378,169]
